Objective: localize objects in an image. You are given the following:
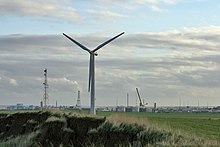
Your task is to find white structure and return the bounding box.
[76,90,81,110]
[127,93,129,107]
[63,32,124,115]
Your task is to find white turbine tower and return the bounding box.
[63,32,124,115]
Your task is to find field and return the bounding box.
[98,111,220,142]
[0,110,220,146]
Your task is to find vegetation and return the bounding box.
[99,112,220,141]
[0,110,219,146]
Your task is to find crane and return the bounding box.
[136,88,148,107]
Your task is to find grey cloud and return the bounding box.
[86,9,127,21]
[0,0,83,23]
[1,27,220,106]
[92,0,175,17]
[0,0,127,24]
[123,31,219,51]
[95,0,175,5]
[0,0,176,25]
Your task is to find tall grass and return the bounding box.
[105,113,219,146]
[0,110,219,146]
[0,130,40,147]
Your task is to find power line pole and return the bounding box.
[43,69,49,109]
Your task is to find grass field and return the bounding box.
[1,110,220,141]
[1,110,220,146]
[97,111,220,142]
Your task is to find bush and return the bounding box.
[88,121,170,146]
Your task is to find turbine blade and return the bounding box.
[92,32,125,52]
[88,55,92,92]
[63,33,91,53]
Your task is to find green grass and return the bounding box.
[0,110,219,146]
[97,111,220,142]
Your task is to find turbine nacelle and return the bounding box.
[94,52,98,56]
[89,51,98,56]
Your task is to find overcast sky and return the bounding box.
[1,0,220,107]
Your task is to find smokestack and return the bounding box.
[76,90,81,109]
[153,103,157,113]
[127,93,129,107]
[40,101,43,110]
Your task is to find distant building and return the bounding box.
[17,103,24,110]
[125,106,132,112]
[139,106,147,112]
[0,105,7,110]
[28,105,35,110]
[132,106,139,112]
[7,105,17,110]
[116,106,125,112]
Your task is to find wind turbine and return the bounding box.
[63,32,124,115]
